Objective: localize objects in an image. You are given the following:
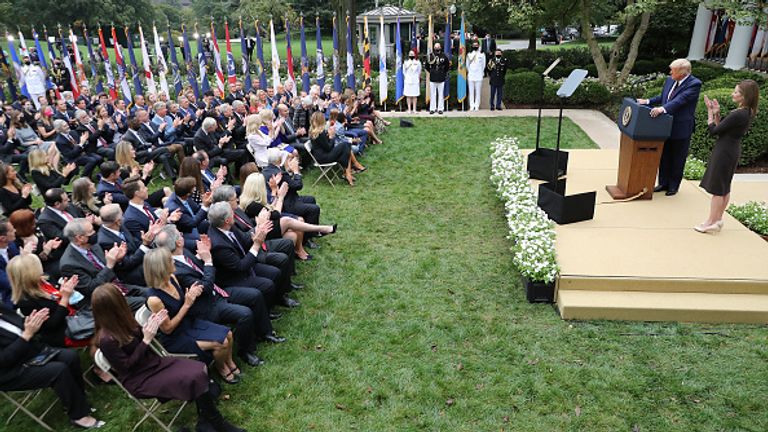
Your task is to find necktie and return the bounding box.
[669,81,679,100]
[65,133,76,145]
[234,213,252,230]
[143,205,156,222]
[184,257,229,298]
[61,210,73,222]
[227,231,246,256]
[87,124,108,147]
[85,250,128,294]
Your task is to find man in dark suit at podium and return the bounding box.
[637,58,701,196]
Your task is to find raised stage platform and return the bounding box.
[528,149,768,324]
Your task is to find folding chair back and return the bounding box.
[95,349,188,432]
[304,141,339,188]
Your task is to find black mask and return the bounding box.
[409,56,415,60]
[24,60,30,65]
[472,46,479,51]
[495,55,502,60]
[435,49,442,54]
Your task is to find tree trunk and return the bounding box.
[528,29,537,51]
[579,0,608,83]
[618,12,651,86]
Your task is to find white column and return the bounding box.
[724,18,754,70]
[687,2,713,60]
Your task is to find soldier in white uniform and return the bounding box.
[22,56,47,110]
[466,42,486,111]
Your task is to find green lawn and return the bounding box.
[4,117,768,432]
[539,39,614,51]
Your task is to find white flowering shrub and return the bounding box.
[490,136,559,283]
[727,201,768,236]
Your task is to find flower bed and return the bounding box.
[727,201,768,237]
[490,136,559,284]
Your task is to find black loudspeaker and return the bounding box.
[523,277,555,303]
[400,118,414,127]
[527,148,569,181]
[537,179,596,225]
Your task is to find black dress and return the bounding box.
[0,186,32,216]
[311,131,351,167]
[244,201,282,240]
[700,108,752,196]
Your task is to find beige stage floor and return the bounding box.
[524,149,768,323]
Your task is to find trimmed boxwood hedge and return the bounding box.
[502,72,612,107]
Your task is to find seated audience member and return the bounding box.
[135,109,185,168]
[154,225,281,367]
[0,218,20,308]
[98,204,161,286]
[207,202,298,308]
[180,155,210,203]
[122,178,181,240]
[8,209,63,282]
[276,103,308,150]
[71,177,111,218]
[259,109,298,161]
[193,151,226,193]
[122,117,177,180]
[151,102,185,144]
[261,152,321,244]
[238,162,259,193]
[92,284,244,432]
[240,172,335,261]
[28,148,77,196]
[344,91,381,145]
[0,305,105,429]
[308,111,366,186]
[59,218,145,310]
[329,109,365,155]
[9,254,91,348]
[94,105,119,145]
[74,109,115,160]
[96,161,128,208]
[53,119,102,180]
[36,106,58,143]
[114,142,169,208]
[164,177,211,240]
[194,117,249,173]
[0,161,33,216]
[37,188,84,270]
[143,248,240,384]
[244,113,271,167]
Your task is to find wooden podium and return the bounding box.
[606,98,672,200]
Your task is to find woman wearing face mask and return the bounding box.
[403,50,422,114]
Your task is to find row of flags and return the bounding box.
[1,13,473,107]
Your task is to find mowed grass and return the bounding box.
[4,117,768,432]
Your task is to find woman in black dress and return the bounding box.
[696,79,760,233]
[308,112,365,186]
[92,283,244,432]
[0,162,33,216]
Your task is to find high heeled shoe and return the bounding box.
[694,222,722,233]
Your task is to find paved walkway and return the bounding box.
[380,108,620,149]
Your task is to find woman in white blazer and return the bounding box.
[403,50,422,114]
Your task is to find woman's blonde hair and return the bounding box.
[259,109,274,124]
[28,148,52,176]
[8,254,46,304]
[239,172,270,212]
[308,111,326,139]
[115,141,138,169]
[143,248,174,289]
[245,114,263,136]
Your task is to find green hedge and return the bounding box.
[689,87,768,166]
[503,72,542,105]
[502,72,612,107]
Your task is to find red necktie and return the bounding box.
[61,211,73,222]
[84,250,128,294]
[234,213,252,230]
[143,205,155,222]
[185,257,229,298]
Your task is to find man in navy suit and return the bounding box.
[0,220,20,308]
[207,202,298,309]
[121,178,181,240]
[638,58,702,196]
[96,162,128,209]
[164,177,211,240]
[98,204,162,286]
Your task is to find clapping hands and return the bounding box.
[704,95,720,113]
[142,309,168,343]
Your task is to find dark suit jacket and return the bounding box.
[52,109,74,123]
[37,205,84,264]
[138,122,163,147]
[58,244,117,299]
[208,226,265,288]
[122,203,157,244]
[647,75,702,140]
[96,179,128,209]
[174,251,223,318]
[113,111,129,133]
[54,132,84,162]
[97,226,146,286]
[0,243,20,308]
[0,306,46,386]
[164,194,208,237]
[193,128,223,157]
[261,164,306,208]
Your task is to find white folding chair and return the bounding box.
[95,349,189,432]
[135,306,195,359]
[1,389,57,431]
[304,141,340,188]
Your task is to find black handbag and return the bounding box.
[65,307,96,340]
